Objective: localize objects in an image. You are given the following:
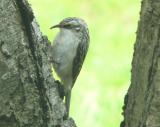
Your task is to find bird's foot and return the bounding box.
[55,80,65,100]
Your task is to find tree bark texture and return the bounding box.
[121,0,160,127]
[0,0,76,127]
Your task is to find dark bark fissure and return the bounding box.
[15,0,49,126]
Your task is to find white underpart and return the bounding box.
[52,28,79,91]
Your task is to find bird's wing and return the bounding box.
[72,38,89,87]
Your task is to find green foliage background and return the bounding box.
[28,0,140,126]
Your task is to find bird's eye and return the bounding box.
[75,27,80,32]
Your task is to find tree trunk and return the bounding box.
[0,0,76,126]
[121,0,160,127]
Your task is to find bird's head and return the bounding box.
[50,17,89,38]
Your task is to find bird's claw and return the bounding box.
[55,80,65,100]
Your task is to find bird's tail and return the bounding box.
[65,90,71,118]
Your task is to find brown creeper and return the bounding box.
[50,17,89,118]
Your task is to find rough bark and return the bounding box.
[121,0,160,127]
[0,0,76,127]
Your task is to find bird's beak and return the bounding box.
[50,24,61,29]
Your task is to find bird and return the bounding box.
[50,17,90,118]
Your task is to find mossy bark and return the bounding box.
[0,0,76,126]
[121,0,160,127]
